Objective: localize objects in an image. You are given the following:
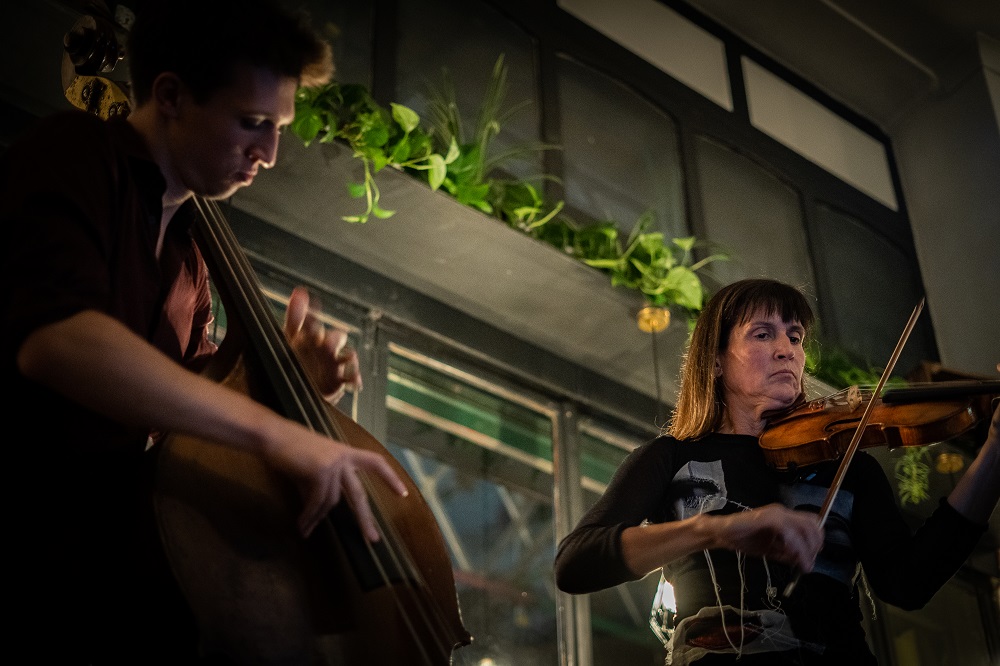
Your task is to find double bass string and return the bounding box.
[194,197,458,661]
[196,198,449,656]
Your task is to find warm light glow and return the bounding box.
[638,305,671,333]
[935,452,964,474]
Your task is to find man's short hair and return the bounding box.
[128,0,333,105]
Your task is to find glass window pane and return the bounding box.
[558,54,687,239]
[395,0,543,182]
[743,57,897,211]
[386,351,557,665]
[579,420,664,664]
[693,134,815,291]
[878,576,992,665]
[811,203,934,374]
[558,0,732,110]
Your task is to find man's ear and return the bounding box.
[150,72,185,118]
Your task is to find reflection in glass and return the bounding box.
[811,203,933,375]
[579,422,664,664]
[693,134,814,292]
[558,54,687,239]
[386,351,557,665]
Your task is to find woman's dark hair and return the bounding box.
[127,0,333,105]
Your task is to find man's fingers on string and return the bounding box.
[360,451,409,498]
[284,286,311,337]
[337,346,363,393]
[343,469,381,543]
[298,467,342,538]
[325,327,349,356]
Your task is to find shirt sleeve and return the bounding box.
[850,452,987,610]
[2,113,121,352]
[555,437,674,594]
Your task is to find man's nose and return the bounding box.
[247,129,280,168]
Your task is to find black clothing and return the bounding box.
[555,434,986,664]
[2,111,216,663]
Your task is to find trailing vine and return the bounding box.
[289,57,942,504]
[289,55,724,316]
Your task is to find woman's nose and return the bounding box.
[775,339,795,359]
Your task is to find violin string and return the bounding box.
[196,198,455,659]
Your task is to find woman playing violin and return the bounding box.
[555,278,1000,665]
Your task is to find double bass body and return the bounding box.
[154,200,471,664]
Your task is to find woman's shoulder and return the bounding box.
[630,432,761,466]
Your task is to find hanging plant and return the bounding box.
[289,55,723,315]
[290,82,458,223]
[894,447,932,505]
[422,54,565,228]
[573,215,725,314]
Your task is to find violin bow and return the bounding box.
[784,297,925,597]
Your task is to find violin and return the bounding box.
[759,380,1000,472]
[762,299,998,598]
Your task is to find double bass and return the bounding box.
[153,198,472,664]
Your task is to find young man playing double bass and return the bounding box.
[1,1,407,662]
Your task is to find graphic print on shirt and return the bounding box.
[662,460,827,663]
[669,460,728,520]
[780,483,857,586]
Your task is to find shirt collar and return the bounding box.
[108,117,197,234]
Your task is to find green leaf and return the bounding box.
[427,154,447,190]
[583,258,623,270]
[371,205,395,219]
[289,114,324,146]
[408,131,433,159]
[389,135,412,164]
[390,103,420,134]
[455,182,492,207]
[672,236,696,253]
[342,215,366,223]
[663,266,704,310]
[347,183,367,198]
[371,152,390,172]
[444,138,460,164]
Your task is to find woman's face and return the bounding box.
[716,309,806,427]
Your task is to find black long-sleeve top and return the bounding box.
[555,434,986,664]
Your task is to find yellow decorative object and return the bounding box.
[65,75,131,120]
[637,305,670,333]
